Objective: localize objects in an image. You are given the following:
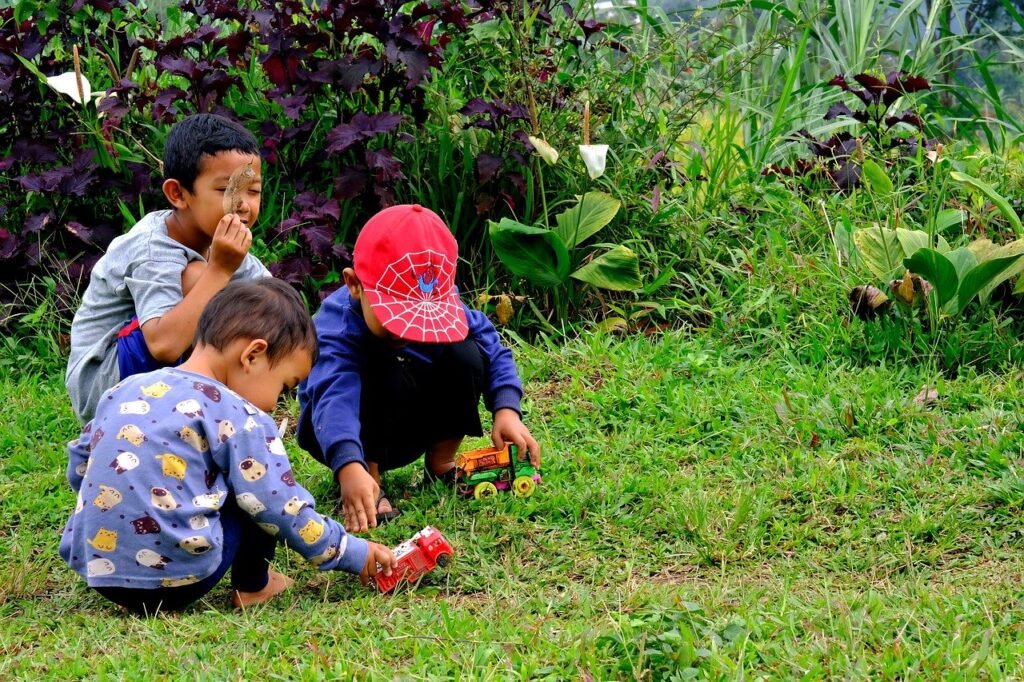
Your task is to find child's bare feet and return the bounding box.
[231,570,294,608]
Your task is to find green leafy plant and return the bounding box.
[488,191,641,325]
[903,242,1024,319]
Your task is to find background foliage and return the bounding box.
[0,0,1023,354]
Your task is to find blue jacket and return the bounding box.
[298,291,522,473]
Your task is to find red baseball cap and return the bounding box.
[353,204,468,343]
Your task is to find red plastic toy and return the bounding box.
[374,526,454,593]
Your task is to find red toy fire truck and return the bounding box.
[374,526,454,593]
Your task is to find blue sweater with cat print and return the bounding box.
[59,367,368,588]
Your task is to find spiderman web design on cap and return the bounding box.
[364,250,468,342]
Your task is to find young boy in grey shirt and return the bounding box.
[66,114,269,423]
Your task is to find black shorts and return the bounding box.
[359,339,485,471]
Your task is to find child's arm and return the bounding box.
[216,412,378,574]
[138,214,253,362]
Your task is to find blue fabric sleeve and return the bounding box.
[465,306,523,415]
[298,292,369,474]
[214,408,368,575]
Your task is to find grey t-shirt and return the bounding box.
[65,210,270,423]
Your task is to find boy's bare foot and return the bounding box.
[231,570,294,608]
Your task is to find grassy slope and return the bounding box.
[2,292,1024,679]
[2,235,1024,679]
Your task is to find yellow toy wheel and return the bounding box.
[473,482,498,499]
[512,476,537,498]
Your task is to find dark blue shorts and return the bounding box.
[116,317,181,380]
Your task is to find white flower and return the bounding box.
[46,71,92,105]
[528,135,559,165]
[579,144,609,179]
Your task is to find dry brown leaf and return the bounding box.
[849,285,890,320]
[495,294,514,325]
[222,162,256,215]
[913,386,939,407]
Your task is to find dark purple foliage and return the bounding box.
[766,71,933,190]
[1,0,501,314]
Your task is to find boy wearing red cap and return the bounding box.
[297,205,540,531]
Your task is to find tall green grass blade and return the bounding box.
[950,171,1024,237]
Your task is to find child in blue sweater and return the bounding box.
[60,279,394,614]
[297,205,541,532]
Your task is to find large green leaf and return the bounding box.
[968,238,1024,302]
[861,159,893,195]
[894,228,942,259]
[489,218,570,288]
[958,254,1024,313]
[854,227,904,280]
[570,245,642,291]
[904,248,958,309]
[553,192,621,249]
[933,208,965,234]
[944,246,978,284]
[950,171,1024,237]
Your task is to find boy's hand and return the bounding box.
[492,408,541,468]
[337,462,380,533]
[207,213,252,276]
[359,542,395,587]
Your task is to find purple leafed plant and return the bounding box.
[0,0,497,317]
[765,71,934,190]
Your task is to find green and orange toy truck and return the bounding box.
[453,443,541,499]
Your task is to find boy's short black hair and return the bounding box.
[163,113,259,192]
[196,279,318,365]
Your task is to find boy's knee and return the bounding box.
[181,260,206,296]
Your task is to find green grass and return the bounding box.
[3,282,1024,679]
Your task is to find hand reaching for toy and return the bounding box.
[492,408,541,468]
[337,462,380,533]
[359,542,395,587]
[207,213,252,277]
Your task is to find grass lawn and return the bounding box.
[2,297,1024,680]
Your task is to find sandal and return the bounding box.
[422,464,458,487]
[375,492,402,526]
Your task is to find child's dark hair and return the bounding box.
[163,113,259,191]
[196,279,318,365]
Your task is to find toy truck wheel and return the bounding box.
[435,552,452,568]
[473,481,498,499]
[512,475,537,498]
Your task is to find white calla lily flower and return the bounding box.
[579,144,609,179]
[46,71,92,105]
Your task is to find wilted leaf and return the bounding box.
[597,316,628,334]
[854,227,904,280]
[849,284,890,319]
[495,294,513,325]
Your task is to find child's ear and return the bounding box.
[162,178,190,209]
[240,338,269,371]
[342,268,362,299]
